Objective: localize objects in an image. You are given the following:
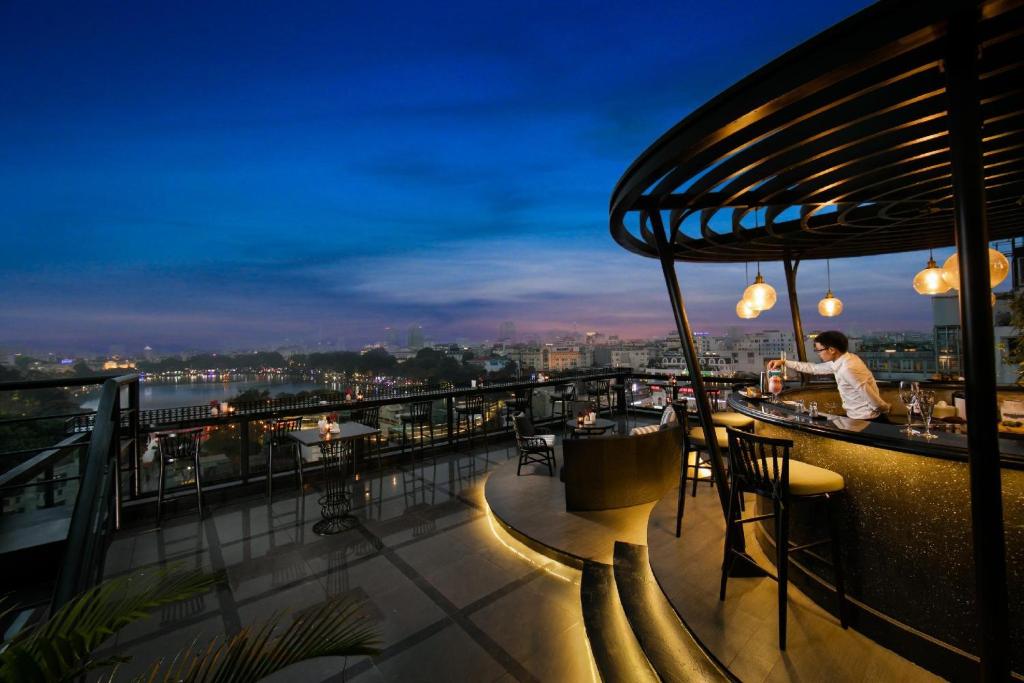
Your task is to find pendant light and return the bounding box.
[740,211,776,311]
[913,249,951,295]
[817,259,843,317]
[743,263,777,311]
[941,247,1010,290]
[736,263,761,319]
[736,298,760,319]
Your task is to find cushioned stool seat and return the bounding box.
[688,426,728,449]
[787,460,845,496]
[711,412,755,430]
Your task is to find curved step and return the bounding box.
[580,560,658,683]
[613,542,732,683]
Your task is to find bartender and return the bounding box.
[767,330,892,422]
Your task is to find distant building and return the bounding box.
[497,321,516,342]
[933,291,1018,383]
[506,346,545,371]
[543,345,581,371]
[407,325,424,350]
[857,340,935,381]
[592,345,652,369]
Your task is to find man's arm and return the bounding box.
[783,359,834,375]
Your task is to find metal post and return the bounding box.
[944,8,1009,680]
[240,418,251,484]
[650,211,731,520]
[446,396,455,449]
[129,378,140,500]
[783,255,808,363]
[615,372,627,416]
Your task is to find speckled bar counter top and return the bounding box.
[728,392,1024,469]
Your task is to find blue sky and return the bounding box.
[1,0,968,354]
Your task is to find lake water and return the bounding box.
[79,378,328,410]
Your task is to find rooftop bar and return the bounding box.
[609,0,1023,678]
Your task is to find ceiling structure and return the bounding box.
[609,0,1024,263]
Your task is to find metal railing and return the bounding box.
[51,374,139,610]
[2,369,742,521]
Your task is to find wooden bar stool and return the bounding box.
[720,427,848,650]
[711,411,755,431]
[672,403,725,537]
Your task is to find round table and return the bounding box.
[565,417,616,437]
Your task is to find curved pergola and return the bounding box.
[610,0,1024,263]
[609,1,1022,679]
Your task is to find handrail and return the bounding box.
[0,372,126,392]
[51,374,138,611]
[0,433,90,489]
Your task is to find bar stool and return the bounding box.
[720,427,848,650]
[154,427,205,525]
[548,383,576,434]
[455,395,489,450]
[671,404,713,536]
[711,411,755,431]
[504,387,533,425]
[350,406,382,469]
[265,417,303,499]
[400,401,433,462]
[584,379,612,416]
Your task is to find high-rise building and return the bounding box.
[498,321,516,342]
[407,325,424,350]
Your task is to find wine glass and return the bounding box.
[768,374,784,403]
[916,390,938,439]
[898,381,918,434]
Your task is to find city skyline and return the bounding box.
[2,1,996,353]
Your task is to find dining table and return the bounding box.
[289,423,380,535]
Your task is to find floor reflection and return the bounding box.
[102,437,596,682]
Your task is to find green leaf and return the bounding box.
[0,565,220,682]
[137,594,380,683]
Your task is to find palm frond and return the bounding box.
[137,594,380,683]
[0,566,220,683]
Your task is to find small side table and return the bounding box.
[289,423,380,535]
[565,417,616,438]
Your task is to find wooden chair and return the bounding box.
[720,427,848,650]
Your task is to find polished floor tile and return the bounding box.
[102,439,597,682]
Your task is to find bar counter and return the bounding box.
[726,387,1023,677]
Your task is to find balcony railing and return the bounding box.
[2,369,743,520]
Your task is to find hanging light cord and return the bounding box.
[827,259,832,291]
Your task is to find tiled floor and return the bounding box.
[647,482,943,683]
[99,440,597,682]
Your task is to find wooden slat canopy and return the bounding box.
[609,0,1024,263]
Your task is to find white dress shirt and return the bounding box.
[785,352,891,420]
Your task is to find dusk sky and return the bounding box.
[1,0,986,355]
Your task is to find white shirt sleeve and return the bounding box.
[784,359,834,375]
